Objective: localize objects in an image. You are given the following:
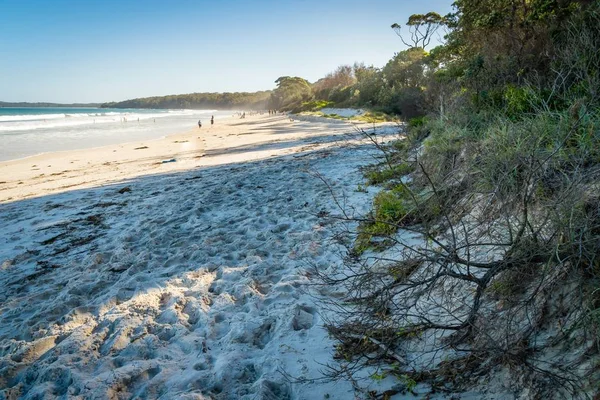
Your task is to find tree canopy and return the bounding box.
[268,76,313,111]
[101,91,271,109]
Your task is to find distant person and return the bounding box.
[198,120,202,129]
[211,115,214,126]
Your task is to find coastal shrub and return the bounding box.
[368,187,414,232]
[318,3,600,398]
[405,116,439,147]
[391,87,426,120]
[328,86,355,105]
[270,76,313,111]
[322,113,346,120]
[418,123,470,181]
[392,139,408,153]
[408,116,426,128]
[372,190,411,233]
[299,100,334,112]
[352,186,415,254]
[330,106,600,395]
[503,85,539,118]
[352,110,396,123]
[365,163,413,185]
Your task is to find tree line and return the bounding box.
[100,91,271,110]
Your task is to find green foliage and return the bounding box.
[389,259,421,283]
[298,100,334,112]
[399,375,417,392]
[312,65,356,101]
[382,48,428,90]
[408,116,427,128]
[392,139,409,153]
[442,0,589,101]
[392,12,448,49]
[352,111,396,123]
[370,372,387,381]
[299,47,430,118]
[471,110,598,199]
[389,87,426,118]
[365,163,413,185]
[354,66,385,106]
[356,184,368,193]
[503,85,538,117]
[327,86,355,105]
[270,76,313,111]
[101,91,271,109]
[373,190,411,231]
[332,3,600,396]
[353,186,416,254]
[489,279,518,299]
[321,113,346,120]
[406,119,433,146]
[419,122,470,179]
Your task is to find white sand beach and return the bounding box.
[0,114,406,399]
[0,114,363,204]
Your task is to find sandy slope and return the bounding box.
[0,115,404,399]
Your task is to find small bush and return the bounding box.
[408,116,427,128]
[299,100,334,112]
[320,113,347,120]
[352,187,415,255]
[373,191,410,231]
[352,111,396,123]
[418,123,470,180]
[392,139,409,153]
[503,85,538,118]
[365,163,414,185]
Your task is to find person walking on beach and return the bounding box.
[198,120,202,129]
[211,115,214,126]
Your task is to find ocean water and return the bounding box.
[0,107,232,161]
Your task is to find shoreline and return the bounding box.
[0,127,190,164]
[0,108,229,163]
[0,113,380,204]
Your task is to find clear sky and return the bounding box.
[0,0,454,103]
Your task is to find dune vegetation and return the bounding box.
[311,1,600,398]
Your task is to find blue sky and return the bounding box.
[0,0,454,103]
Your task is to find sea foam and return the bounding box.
[0,108,232,161]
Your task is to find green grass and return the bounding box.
[365,163,414,185]
[353,187,415,254]
[351,110,397,123]
[372,191,411,234]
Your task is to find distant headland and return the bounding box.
[0,101,101,108]
[100,91,271,110]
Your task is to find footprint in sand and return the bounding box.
[292,305,316,331]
